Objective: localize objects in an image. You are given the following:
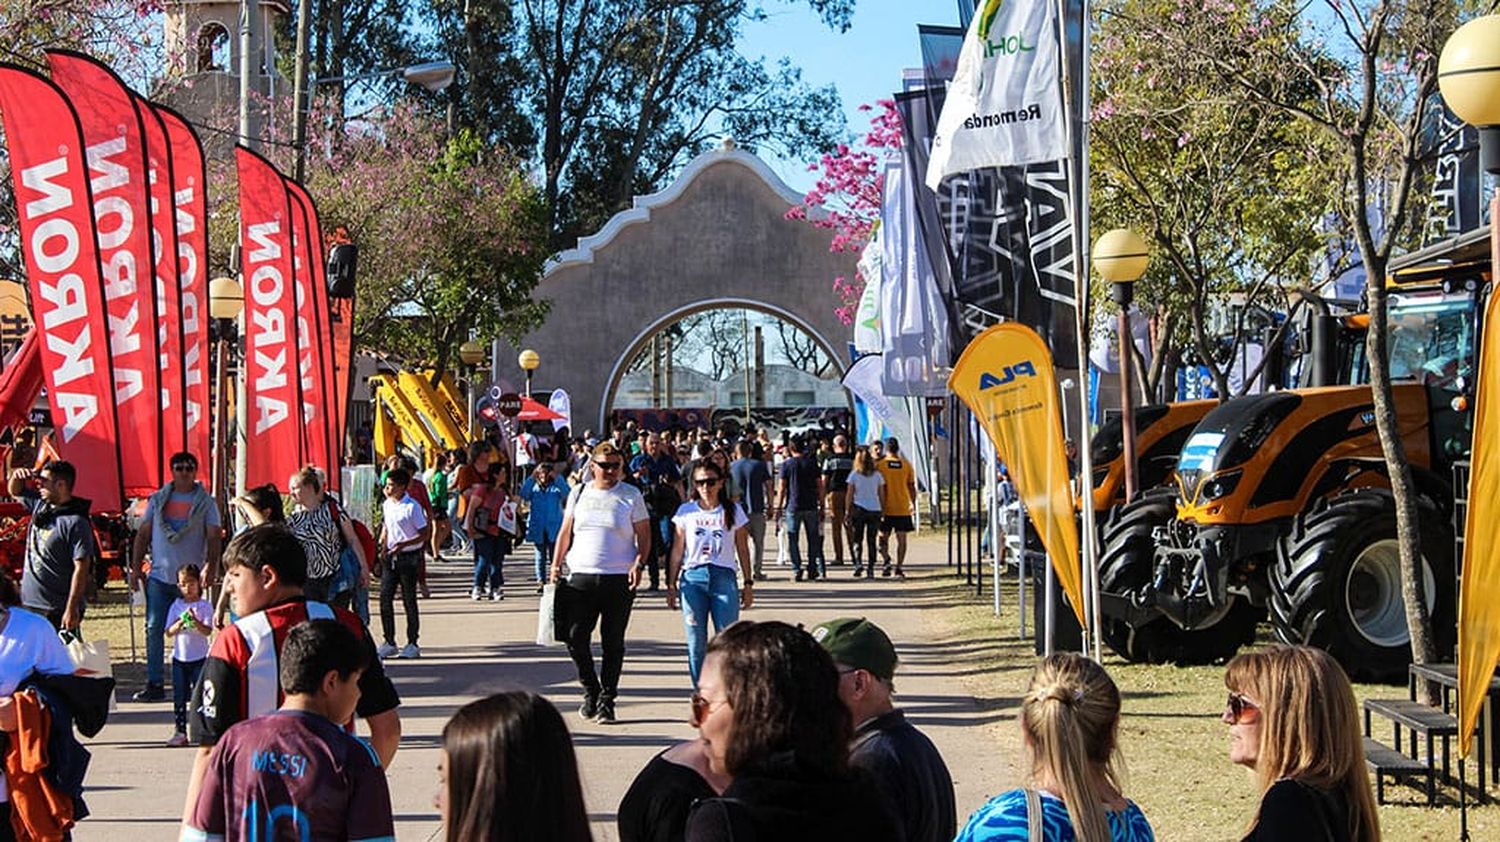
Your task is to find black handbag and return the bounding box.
[552,577,576,642]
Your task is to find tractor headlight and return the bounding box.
[1200,470,1244,502]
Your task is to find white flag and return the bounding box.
[880,162,952,397]
[548,388,572,431]
[925,0,1066,189]
[842,354,915,458]
[853,239,883,354]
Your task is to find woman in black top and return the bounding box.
[1223,645,1380,841]
[619,739,728,842]
[683,620,901,842]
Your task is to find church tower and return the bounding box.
[157,1,291,140]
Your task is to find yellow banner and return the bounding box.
[396,371,466,449]
[373,402,398,465]
[949,323,1084,628]
[429,371,472,441]
[1458,223,1500,759]
[372,374,443,455]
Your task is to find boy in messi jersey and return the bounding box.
[183,525,401,824]
[182,619,395,842]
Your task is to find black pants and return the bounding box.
[380,550,422,646]
[850,506,882,568]
[563,573,635,700]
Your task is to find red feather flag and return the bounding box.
[0,65,124,511]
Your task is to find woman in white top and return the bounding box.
[550,441,652,725]
[845,447,886,578]
[666,459,753,687]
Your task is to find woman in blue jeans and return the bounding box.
[666,460,754,686]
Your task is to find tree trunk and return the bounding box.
[1351,145,1436,705]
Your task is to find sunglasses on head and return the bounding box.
[1226,692,1258,722]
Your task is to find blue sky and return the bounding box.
[737,0,965,192]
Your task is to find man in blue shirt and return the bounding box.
[730,440,772,581]
[629,432,681,590]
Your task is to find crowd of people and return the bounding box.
[0,432,1389,842]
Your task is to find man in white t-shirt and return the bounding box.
[550,441,651,725]
[377,468,429,659]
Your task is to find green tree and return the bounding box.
[508,0,853,244]
[1131,0,1487,688]
[301,112,551,379]
[1090,0,1342,401]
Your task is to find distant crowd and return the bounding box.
[0,430,1386,841]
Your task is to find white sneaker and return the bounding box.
[400,643,421,659]
[470,588,483,601]
[491,588,504,601]
[377,642,399,659]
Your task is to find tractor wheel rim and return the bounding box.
[1344,538,1436,648]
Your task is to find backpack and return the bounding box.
[327,498,377,571]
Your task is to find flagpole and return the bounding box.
[1052,0,1101,659]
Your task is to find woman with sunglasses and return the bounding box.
[551,441,653,725]
[684,620,901,842]
[1223,645,1379,841]
[957,654,1152,842]
[666,460,753,686]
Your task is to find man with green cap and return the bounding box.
[811,616,956,842]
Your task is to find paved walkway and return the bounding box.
[77,534,1021,840]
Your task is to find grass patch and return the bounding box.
[921,563,1499,841]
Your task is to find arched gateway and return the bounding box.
[498,144,857,433]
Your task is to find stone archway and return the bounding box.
[497,145,856,433]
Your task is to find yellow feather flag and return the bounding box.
[949,323,1084,627]
[1458,224,1500,760]
[372,403,397,465]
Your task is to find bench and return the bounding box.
[1364,735,1436,804]
[1364,698,1459,790]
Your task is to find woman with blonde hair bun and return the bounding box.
[1223,645,1379,841]
[956,653,1154,841]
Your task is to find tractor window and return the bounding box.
[1386,295,1475,390]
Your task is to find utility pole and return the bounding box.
[238,0,253,148]
[292,0,313,181]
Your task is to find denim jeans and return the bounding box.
[533,539,555,583]
[785,510,824,578]
[679,565,740,686]
[172,657,205,733]
[144,577,182,686]
[472,534,505,592]
[380,550,422,646]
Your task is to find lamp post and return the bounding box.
[519,349,541,399]
[208,275,244,507]
[459,339,486,442]
[1439,16,1500,284]
[1093,228,1151,502]
[291,59,457,181]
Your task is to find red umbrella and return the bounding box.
[517,396,564,421]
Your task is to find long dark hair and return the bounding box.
[708,620,851,777]
[690,459,734,533]
[442,692,593,842]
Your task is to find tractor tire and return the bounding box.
[1099,490,1261,664]
[1271,489,1455,683]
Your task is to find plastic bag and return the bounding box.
[536,583,560,646]
[62,633,117,712]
